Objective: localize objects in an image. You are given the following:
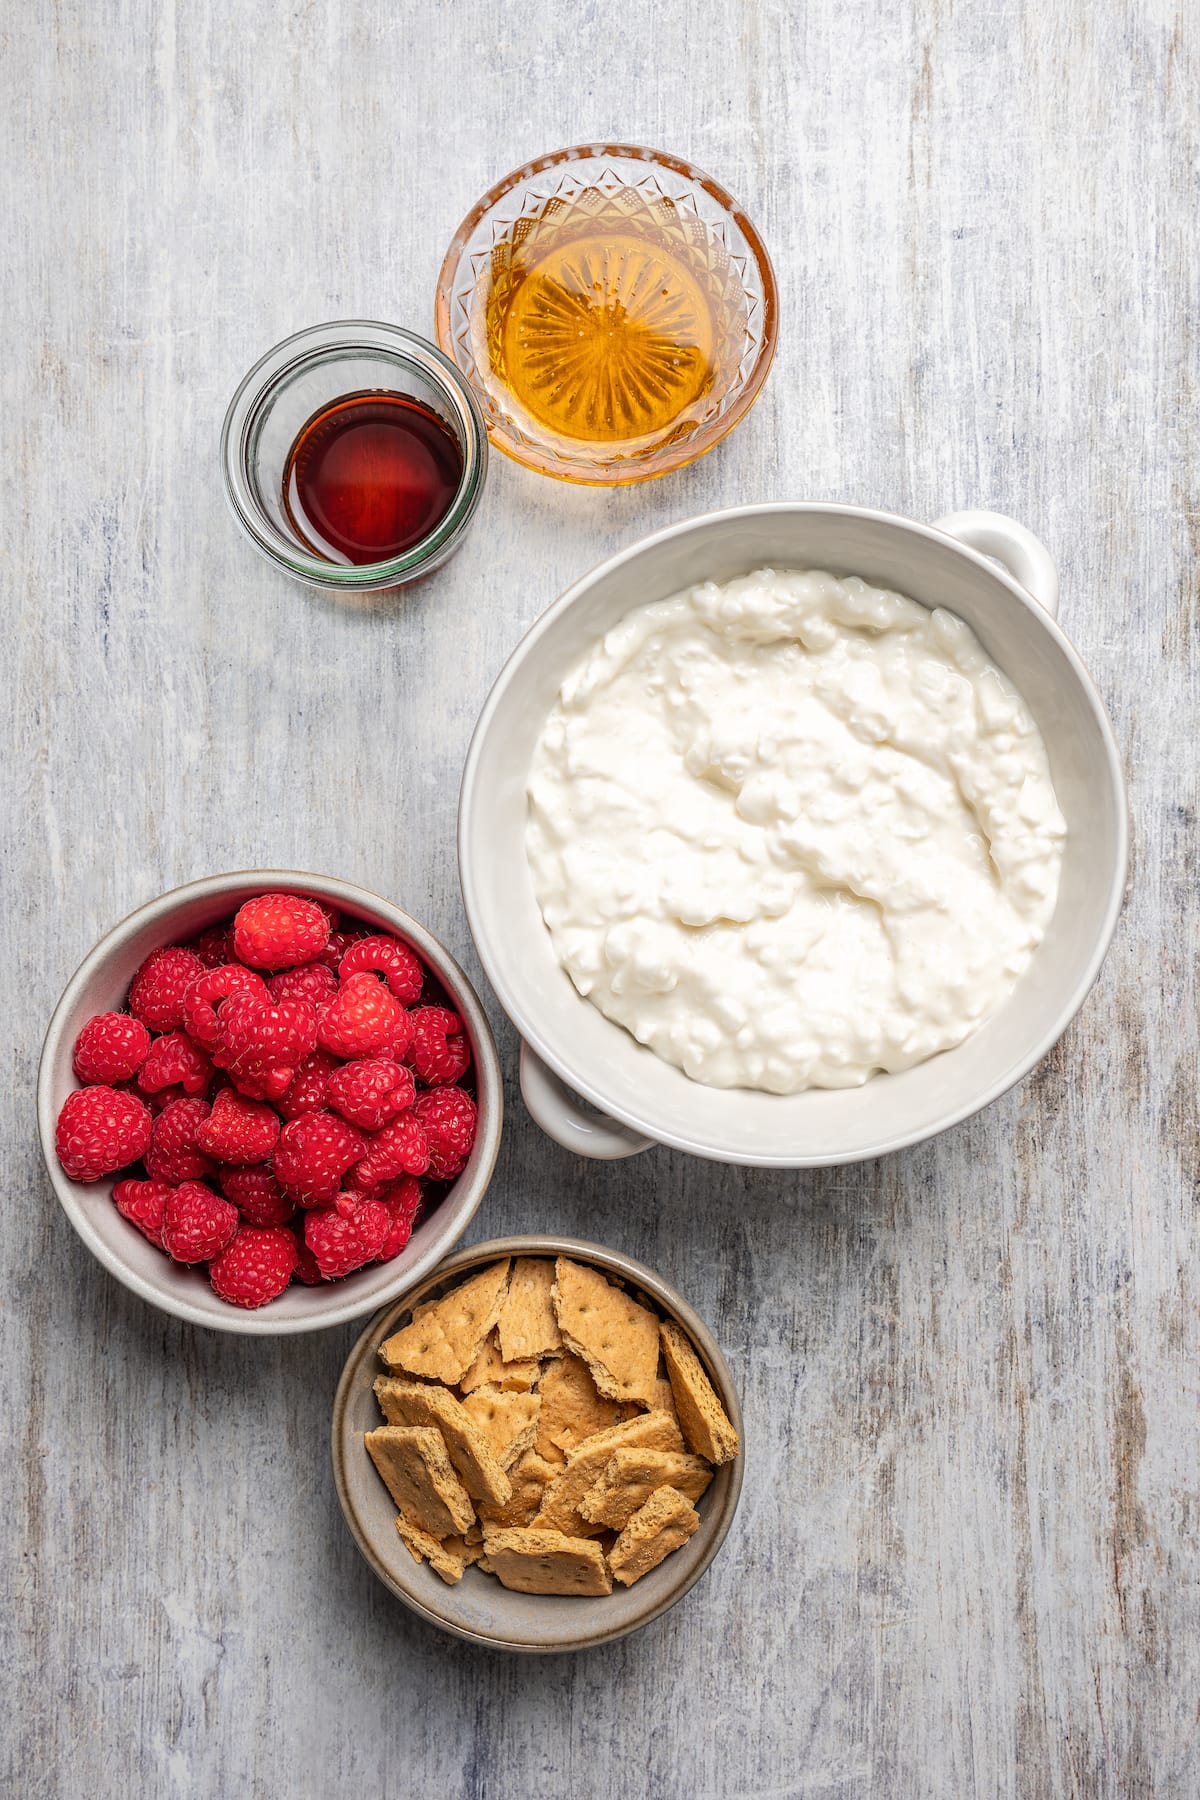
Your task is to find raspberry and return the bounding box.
[304,1195,389,1279]
[274,1111,367,1206]
[209,1226,299,1308]
[218,1165,295,1227]
[144,1096,215,1184]
[315,926,368,970]
[196,1087,280,1164]
[211,990,318,1100]
[354,1113,430,1186]
[278,1050,339,1120]
[55,1085,152,1183]
[317,972,408,1060]
[266,962,338,1007]
[407,1007,471,1087]
[376,1176,423,1260]
[137,1030,212,1098]
[327,1058,416,1131]
[128,946,204,1033]
[233,893,331,970]
[183,964,267,1050]
[112,1177,173,1247]
[73,1012,152,1085]
[339,935,424,1005]
[189,924,236,968]
[161,1181,239,1264]
[413,1087,477,1179]
[290,1231,324,1284]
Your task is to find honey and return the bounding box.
[485,198,738,445]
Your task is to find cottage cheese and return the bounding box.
[526,569,1067,1094]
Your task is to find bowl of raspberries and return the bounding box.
[37,872,502,1332]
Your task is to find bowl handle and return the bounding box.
[930,510,1059,618]
[519,1042,654,1159]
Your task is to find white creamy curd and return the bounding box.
[526,569,1067,1094]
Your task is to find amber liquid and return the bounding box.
[486,199,733,444]
[283,392,462,565]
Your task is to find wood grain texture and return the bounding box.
[3,0,1197,1794]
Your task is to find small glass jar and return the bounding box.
[221,320,488,592]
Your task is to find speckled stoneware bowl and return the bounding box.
[37,871,502,1335]
[332,1235,744,1651]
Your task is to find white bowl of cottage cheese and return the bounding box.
[459,505,1127,1167]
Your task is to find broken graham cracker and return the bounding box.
[577,1448,713,1530]
[374,1376,512,1508]
[607,1486,700,1587]
[458,1329,540,1395]
[461,1385,541,1471]
[533,1409,683,1537]
[553,1257,659,1404]
[534,1351,633,1461]
[496,1257,562,1362]
[379,1259,511,1385]
[394,1516,479,1586]
[364,1425,475,1538]
[482,1528,612,1597]
[478,1449,562,1531]
[659,1319,739,1464]
[644,1377,680,1428]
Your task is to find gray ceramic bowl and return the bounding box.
[332,1235,744,1651]
[37,870,502,1334]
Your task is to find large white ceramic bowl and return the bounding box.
[37,871,503,1332]
[459,504,1128,1168]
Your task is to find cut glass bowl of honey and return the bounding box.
[436,145,778,486]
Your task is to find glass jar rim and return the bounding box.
[220,320,488,590]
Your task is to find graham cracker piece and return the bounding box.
[364,1425,475,1538]
[482,1528,612,1597]
[643,1377,681,1428]
[459,1329,540,1395]
[379,1260,512,1385]
[461,1385,542,1471]
[497,1257,562,1362]
[374,1376,512,1508]
[534,1351,632,1461]
[533,1409,683,1537]
[553,1258,659,1403]
[660,1319,739,1464]
[578,1448,713,1530]
[478,1449,562,1531]
[607,1486,700,1587]
[394,1515,475,1586]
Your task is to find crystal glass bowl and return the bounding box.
[436,145,778,486]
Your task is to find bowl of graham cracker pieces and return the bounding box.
[331,1235,744,1650]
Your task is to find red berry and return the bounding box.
[189,924,236,968]
[339,935,424,1005]
[211,990,318,1100]
[73,1012,152,1085]
[274,1111,367,1206]
[327,1058,416,1131]
[137,1030,213,1098]
[304,1195,389,1279]
[277,1050,340,1120]
[315,926,368,970]
[217,1165,295,1227]
[354,1113,430,1186]
[144,1096,215,1184]
[233,893,331,970]
[266,962,338,1007]
[210,1226,299,1308]
[55,1085,152,1183]
[128,946,204,1033]
[183,964,267,1050]
[112,1177,173,1247]
[196,1087,280,1164]
[161,1180,239,1263]
[407,1007,471,1087]
[317,972,408,1060]
[376,1176,423,1260]
[413,1087,477,1179]
[291,1231,324,1284]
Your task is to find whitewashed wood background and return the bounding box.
[4,0,1197,1794]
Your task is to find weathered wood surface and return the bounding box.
[4,0,1197,1794]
